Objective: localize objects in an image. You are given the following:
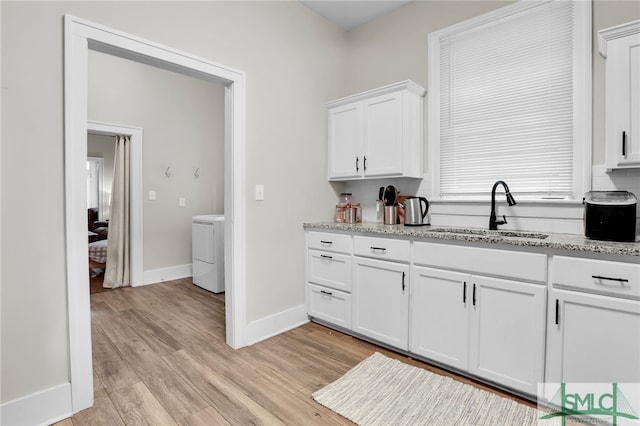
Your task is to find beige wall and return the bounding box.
[1,1,346,403]
[88,50,224,270]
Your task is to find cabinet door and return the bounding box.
[410,266,470,370]
[606,33,640,168]
[469,276,546,396]
[546,289,640,385]
[362,92,404,177]
[328,103,363,179]
[353,257,409,349]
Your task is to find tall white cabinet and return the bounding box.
[599,21,640,170]
[327,80,425,180]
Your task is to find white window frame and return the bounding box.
[87,157,104,219]
[428,0,592,203]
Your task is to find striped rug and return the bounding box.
[312,352,540,426]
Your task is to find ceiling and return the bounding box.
[301,1,414,31]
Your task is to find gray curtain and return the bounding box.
[104,135,130,288]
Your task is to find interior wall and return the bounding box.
[88,50,223,271]
[87,133,115,220]
[1,1,346,405]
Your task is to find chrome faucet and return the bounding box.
[489,180,516,230]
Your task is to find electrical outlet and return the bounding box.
[255,185,265,201]
[179,197,186,207]
[149,190,156,201]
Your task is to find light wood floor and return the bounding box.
[54,278,534,426]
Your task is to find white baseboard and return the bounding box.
[245,304,309,346]
[0,382,72,426]
[141,264,192,286]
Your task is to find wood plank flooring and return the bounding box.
[53,278,534,426]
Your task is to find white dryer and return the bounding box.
[192,214,224,293]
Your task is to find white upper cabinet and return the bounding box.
[328,102,363,179]
[599,21,640,170]
[327,80,426,181]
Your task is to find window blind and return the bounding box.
[438,1,576,199]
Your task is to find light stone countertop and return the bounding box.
[303,222,640,258]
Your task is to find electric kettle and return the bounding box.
[404,197,429,226]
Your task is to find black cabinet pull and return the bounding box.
[463,281,467,304]
[320,290,333,296]
[402,271,406,291]
[472,284,477,306]
[592,275,629,283]
[370,246,387,252]
[356,156,360,172]
[320,240,333,245]
[622,131,627,156]
[555,299,559,325]
[364,156,367,172]
[320,254,333,260]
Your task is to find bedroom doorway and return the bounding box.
[87,121,144,289]
[65,15,247,413]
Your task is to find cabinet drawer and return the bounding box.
[308,231,352,254]
[308,250,351,292]
[354,236,410,263]
[307,284,351,329]
[553,256,640,299]
[413,242,546,283]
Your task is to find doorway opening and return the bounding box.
[87,122,144,291]
[65,15,247,413]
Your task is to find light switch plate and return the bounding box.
[179,197,186,207]
[149,190,156,201]
[255,184,265,201]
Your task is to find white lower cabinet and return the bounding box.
[545,255,640,390]
[410,266,546,395]
[546,289,640,385]
[307,250,352,292]
[468,275,546,395]
[353,256,409,350]
[306,229,639,401]
[307,284,351,329]
[410,267,470,370]
[306,231,353,329]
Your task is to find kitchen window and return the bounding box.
[428,0,591,201]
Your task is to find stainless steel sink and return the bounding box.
[429,227,549,240]
[489,230,549,239]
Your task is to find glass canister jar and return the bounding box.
[339,193,353,206]
[335,204,348,223]
[350,202,362,223]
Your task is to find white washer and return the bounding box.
[192,214,224,293]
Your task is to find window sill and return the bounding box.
[429,198,584,206]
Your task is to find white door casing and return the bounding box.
[65,15,247,413]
